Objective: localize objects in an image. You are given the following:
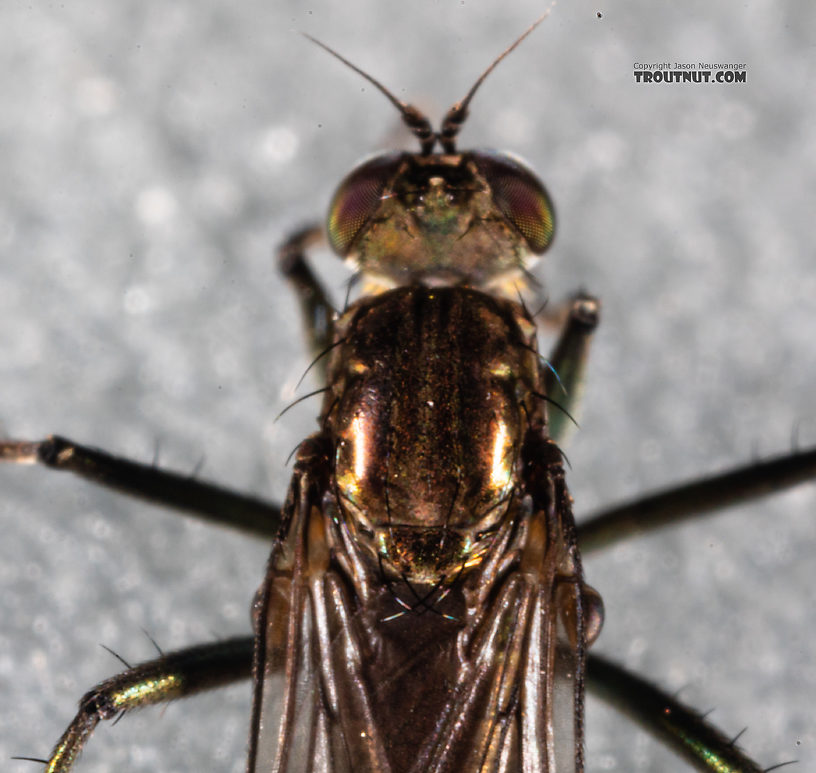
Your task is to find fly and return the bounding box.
[2,11,815,773]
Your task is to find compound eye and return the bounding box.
[472,150,555,254]
[327,152,404,256]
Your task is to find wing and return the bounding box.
[410,432,586,773]
[246,434,393,773]
[247,435,585,773]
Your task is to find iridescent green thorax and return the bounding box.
[323,285,543,585]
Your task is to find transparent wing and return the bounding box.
[247,440,585,773]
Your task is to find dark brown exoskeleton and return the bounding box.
[246,19,602,771]
[4,14,815,773]
[248,284,594,771]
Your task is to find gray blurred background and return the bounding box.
[1,2,814,771]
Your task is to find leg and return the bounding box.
[277,224,336,372]
[543,293,601,445]
[577,446,816,554]
[30,636,253,773]
[0,436,281,539]
[587,653,764,772]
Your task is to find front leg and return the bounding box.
[277,224,337,373]
[543,293,601,445]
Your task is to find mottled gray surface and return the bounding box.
[1,2,814,772]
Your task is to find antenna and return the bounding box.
[305,5,554,154]
[438,5,556,152]
[303,34,437,154]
